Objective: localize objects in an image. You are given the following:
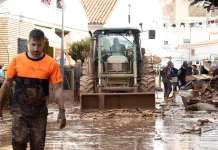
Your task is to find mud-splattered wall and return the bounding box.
[189,5,218,17]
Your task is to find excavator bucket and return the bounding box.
[80,92,155,112]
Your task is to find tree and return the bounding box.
[68,37,90,63]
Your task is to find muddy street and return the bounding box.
[1,92,218,150]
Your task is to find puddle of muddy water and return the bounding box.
[1,92,218,150]
[45,118,156,150]
[1,110,218,150]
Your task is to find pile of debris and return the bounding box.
[68,108,155,120]
[179,78,218,111]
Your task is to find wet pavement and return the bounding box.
[1,92,218,150]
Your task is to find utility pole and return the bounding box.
[128,4,131,24]
[189,25,192,61]
[61,0,65,81]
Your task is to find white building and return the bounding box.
[159,0,218,67]
[0,0,89,66]
[80,0,164,50]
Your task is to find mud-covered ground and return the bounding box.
[1,92,218,150]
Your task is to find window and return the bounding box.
[164,41,168,45]
[183,39,190,43]
[41,0,51,6]
[99,33,134,51]
[18,38,28,54]
[57,0,62,9]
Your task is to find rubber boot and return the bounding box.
[172,92,177,104]
[164,97,168,104]
[77,88,80,102]
[74,89,78,101]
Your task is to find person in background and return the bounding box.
[178,61,187,87]
[186,61,193,76]
[56,55,61,65]
[208,64,216,76]
[0,64,4,78]
[192,65,199,75]
[110,38,126,55]
[169,63,179,101]
[170,63,179,92]
[161,61,173,103]
[202,61,212,74]
[74,59,82,101]
[0,64,4,87]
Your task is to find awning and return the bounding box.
[35,26,66,49]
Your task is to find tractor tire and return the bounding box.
[80,76,94,94]
[82,63,89,76]
[144,62,154,75]
[139,75,155,92]
[147,62,154,75]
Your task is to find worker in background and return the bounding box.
[170,63,179,92]
[74,59,82,101]
[186,61,193,76]
[0,64,4,78]
[0,64,4,87]
[161,61,173,103]
[208,64,216,76]
[169,63,178,101]
[202,61,212,74]
[110,38,126,55]
[178,61,187,87]
[192,65,199,75]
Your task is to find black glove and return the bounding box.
[57,108,66,129]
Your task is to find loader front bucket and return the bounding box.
[80,92,155,112]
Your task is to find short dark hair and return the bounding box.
[0,65,2,69]
[29,29,45,41]
[192,65,197,68]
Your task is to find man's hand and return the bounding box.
[53,82,66,129]
[0,77,13,118]
[57,108,66,129]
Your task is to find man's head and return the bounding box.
[192,65,197,70]
[207,61,212,65]
[76,59,81,67]
[113,38,120,46]
[167,60,173,68]
[183,61,187,67]
[171,63,175,68]
[187,61,192,67]
[28,29,45,59]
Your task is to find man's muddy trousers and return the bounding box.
[11,113,47,150]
